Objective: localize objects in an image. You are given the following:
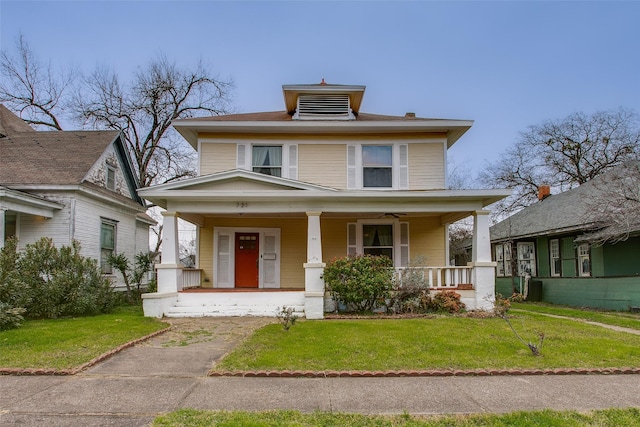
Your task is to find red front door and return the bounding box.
[235,233,259,288]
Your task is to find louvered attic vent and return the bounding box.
[294,94,355,120]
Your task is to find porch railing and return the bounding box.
[180,268,203,290]
[393,266,473,289]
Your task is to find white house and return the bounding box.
[139,81,510,318]
[0,105,154,288]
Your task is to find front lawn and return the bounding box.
[215,312,640,372]
[0,306,167,370]
[511,302,640,330]
[153,408,640,427]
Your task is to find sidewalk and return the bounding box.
[1,316,640,426]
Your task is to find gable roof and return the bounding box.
[0,106,144,206]
[0,129,121,185]
[0,104,36,136]
[490,163,640,242]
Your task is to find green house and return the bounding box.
[490,163,640,311]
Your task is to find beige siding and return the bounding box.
[199,143,236,175]
[199,226,214,287]
[200,217,307,289]
[407,217,446,266]
[197,216,447,290]
[298,144,347,189]
[409,144,446,190]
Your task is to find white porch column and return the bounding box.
[304,211,325,319]
[470,210,496,310]
[155,211,182,294]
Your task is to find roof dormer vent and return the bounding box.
[293,94,354,120]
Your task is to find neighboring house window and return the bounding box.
[106,165,116,191]
[578,243,590,277]
[550,239,561,277]
[495,243,513,277]
[347,144,409,190]
[362,145,392,188]
[100,221,116,274]
[252,146,282,177]
[517,242,536,276]
[347,220,410,267]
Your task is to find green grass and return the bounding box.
[0,305,167,369]
[153,408,640,426]
[216,313,640,371]
[511,302,640,330]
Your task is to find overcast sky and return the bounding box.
[2,1,639,179]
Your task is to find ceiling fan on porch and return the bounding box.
[378,213,407,218]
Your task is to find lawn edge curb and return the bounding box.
[208,367,640,378]
[0,324,172,376]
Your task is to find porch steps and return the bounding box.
[163,290,306,318]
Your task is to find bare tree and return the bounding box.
[580,161,640,245]
[480,109,640,216]
[74,56,232,187]
[0,33,75,130]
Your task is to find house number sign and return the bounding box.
[236,202,248,208]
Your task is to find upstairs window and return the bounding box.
[362,145,393,188]
[347,144,408,190]
[106,165,116,191]
[252,146,282,177]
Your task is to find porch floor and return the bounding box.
[180,288,305,293]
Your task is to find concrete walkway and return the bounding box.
[1,317,640,426]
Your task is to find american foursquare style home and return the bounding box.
[140,81,510,319]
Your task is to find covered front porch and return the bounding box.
[139,170,509,319]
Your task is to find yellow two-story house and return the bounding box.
[140,81,510,318]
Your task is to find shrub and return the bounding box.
[427,290,465,313]
[275,306,298,331]
[388,266,431,314]
[323,255,394,312]
[108,251,155,304]
[3,237,115,319]
[0,302,26,331]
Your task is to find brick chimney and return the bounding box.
[404,112,416,118]
[538,185,551,201]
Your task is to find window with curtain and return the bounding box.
[252,146,282,177]
[362,224,393,260]
[362,145,392,187]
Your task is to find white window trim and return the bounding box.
[578,243,591,277]
[213,227,281,289]
[550,239,561,277]
[100,218,118,275]
[348,219,409,267]
[237,144,298,180]
[517,242,536,277]
[347,144,409,190]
